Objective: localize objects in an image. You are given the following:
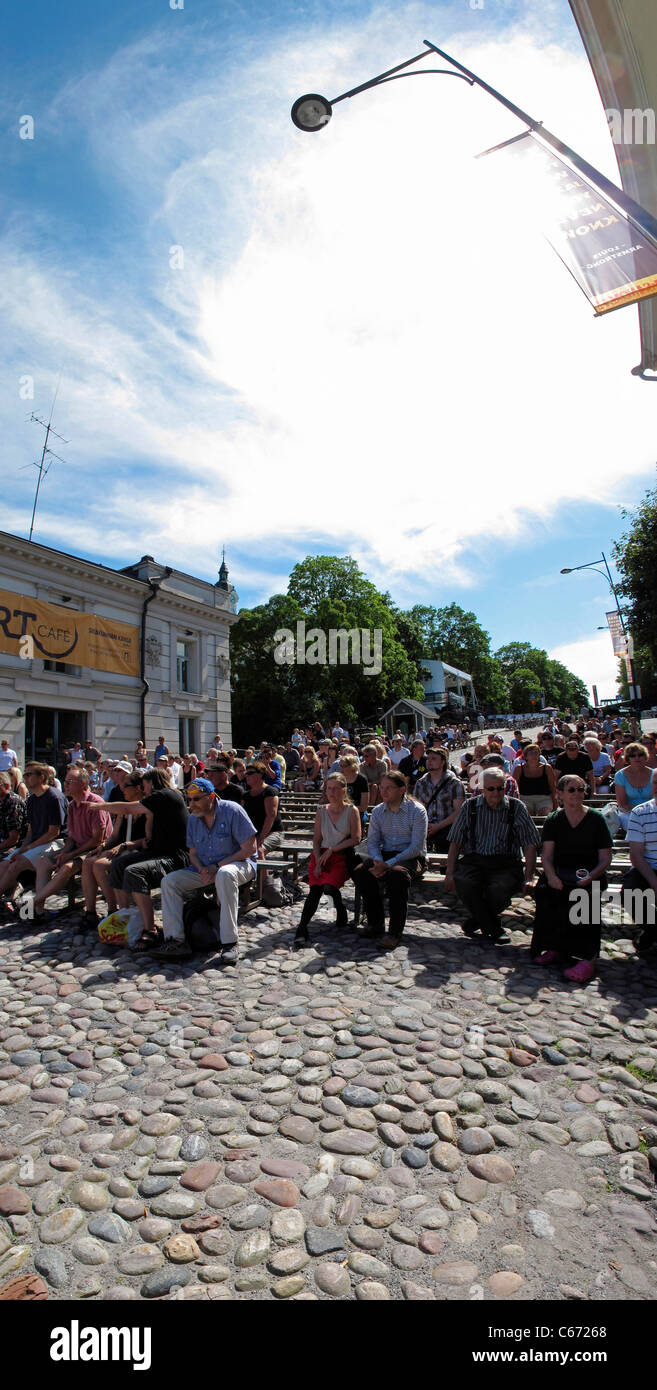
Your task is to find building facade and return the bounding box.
[420,659,477,712]
[0,531,237,770]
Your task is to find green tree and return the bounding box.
[403,603,501,705]
[509,667,541,713]
[613,486,657,702]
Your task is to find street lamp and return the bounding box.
[560,553,639,710]
[291,38,657,247]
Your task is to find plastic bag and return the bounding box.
[97,907,144,947]
[600,802,621,838]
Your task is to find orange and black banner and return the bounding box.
[0,588,140,676]
[490,132,657,315]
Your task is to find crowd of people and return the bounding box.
[0,710,655,982]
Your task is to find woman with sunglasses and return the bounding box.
[294,747,323,793]
[614,743,654,829]
[530,773,613,982]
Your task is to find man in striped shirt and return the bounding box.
[445,768,540,944]
[624,769,657,956]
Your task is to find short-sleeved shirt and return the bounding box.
[360,758,387,787]
[626,798,657,869]
[0,792,27,843]
[187,799,257,869]
[216,782,245,805]
[541,808,612,872]
[0,748,18,771]
[27,787,67,840]
[555,752,593,781]
[67,791,113,849]
[345,773,369,810]
[399,754,428,789]
[142,788,188,856]
[614,767,654,810]
[414,770,465,824]
[449,796,540,858]
[243,787,281,835]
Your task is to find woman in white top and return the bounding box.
[294,774,361,948]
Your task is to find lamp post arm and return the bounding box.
[422,39,657,249]
[329,51,473,106]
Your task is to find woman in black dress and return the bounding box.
[530,774,613,983]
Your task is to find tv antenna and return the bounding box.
[25,377,69,541]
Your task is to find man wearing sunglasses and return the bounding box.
[445,768,540,944]
[154,778,257,963]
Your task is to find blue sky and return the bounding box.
[3,0,655,698]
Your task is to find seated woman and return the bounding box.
[530,774,613,983]
[583,737,613,790]
[294,774,361,947]
[98,768,189,951]
[243,761,283,856]
[80,773,146,926]
[614,743,653,830]
[513,743,557,814]
[337,754,369,825]
[231,758,248,791]
[294,747,323,793]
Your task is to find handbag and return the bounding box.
[182,889,222,952]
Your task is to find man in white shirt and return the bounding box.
[0,741,18,772]
[624,769,657,955]
[388,734,407,768]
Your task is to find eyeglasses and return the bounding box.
[564,786,586,793]
[627,753,647,759]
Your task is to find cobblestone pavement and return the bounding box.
[1,876,656,1304]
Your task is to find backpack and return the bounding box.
[261,872,293,907]
[182,889,222,952]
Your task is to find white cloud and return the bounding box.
[550,631,620,701]
[2,4,656,605]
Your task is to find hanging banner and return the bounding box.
[487,132,657,315]
[0,589,139,676]
[606,610,628,657]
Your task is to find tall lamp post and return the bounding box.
[560,553,639,710]
[291,38,657,248]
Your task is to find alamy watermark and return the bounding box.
[273,621,382,676]
[605,107,656,145]
[568,882,655,926]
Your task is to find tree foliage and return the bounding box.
[613,485,657,703]
[494,643,588,712]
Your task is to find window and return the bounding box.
[179,717,198,755]
[176,639,197,693]
[44,660,82,677]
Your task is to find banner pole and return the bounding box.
[423,38,657,251]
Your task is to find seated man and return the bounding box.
[353,770,427,949]
[260,745,282,791]
[623,768,657,956]
[0,764,67,915]
[444,767,539,944]
[414,747,465,851]
[203,759,245,804]
[32,766,113,919]
[153,778,257,963]
[101,767,189,948]
[399,738,428,793]
[0,772,28,859]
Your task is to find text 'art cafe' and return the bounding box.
[0,530,237,773]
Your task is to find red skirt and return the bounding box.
[308,851,348,889]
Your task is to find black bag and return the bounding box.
[183,889,221,952]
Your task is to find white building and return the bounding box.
[0,531,238,769]
[420,659,477,712]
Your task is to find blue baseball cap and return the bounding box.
[187,778,215,797]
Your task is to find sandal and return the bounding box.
[132,930,163,953]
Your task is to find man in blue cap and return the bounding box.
[152,778,257,963]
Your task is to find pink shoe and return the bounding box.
[563,960,595,983]
[536,950,562,966]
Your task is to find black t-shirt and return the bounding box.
[217,783,244,805]
[345,773,369,809]
[540,747,559,766]
[243,787,281,835]
[142,788,188,856]
[399,753,428,788]
[27,787,67,840]
[541,808,612,871]
[555,752,593,781]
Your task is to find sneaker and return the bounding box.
[461,919,480,938]
[535,950,562,966]
[149,938,192,960]
[79,910,100,931]
[219,943,239,965]
[563,959,595,983]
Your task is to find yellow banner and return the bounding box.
[0,589,140,676]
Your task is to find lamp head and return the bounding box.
[560,568,572,574]
[291,93,332,132]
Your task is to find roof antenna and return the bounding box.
[25,374,69,541]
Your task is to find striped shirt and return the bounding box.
[414,770,464,823]
[367,797,427,866]
[626,798,657,869]
[448,795,540,858]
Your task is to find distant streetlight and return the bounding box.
[560,554,639,708]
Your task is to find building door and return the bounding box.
[25,707,88,773]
